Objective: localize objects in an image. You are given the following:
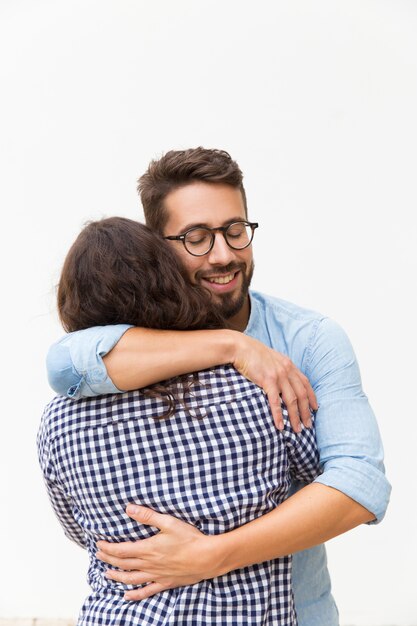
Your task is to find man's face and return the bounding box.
[163,182,254,330]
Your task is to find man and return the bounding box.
[47,147,390,625]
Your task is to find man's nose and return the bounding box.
[207,233,236,266]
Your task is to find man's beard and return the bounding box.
[197,260,254,320]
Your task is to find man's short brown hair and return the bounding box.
[138,147,247,233]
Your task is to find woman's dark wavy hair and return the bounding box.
[58,217,227,416]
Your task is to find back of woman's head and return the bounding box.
[58,217,225,333]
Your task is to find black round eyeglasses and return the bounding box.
[164,221,259,257]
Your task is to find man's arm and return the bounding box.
[307,318,390,522]
[98,484,373,601]
[98,318,391,600]
[47,325,318,431]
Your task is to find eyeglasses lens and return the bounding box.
[225,223,252,249]
[184,229,213,255]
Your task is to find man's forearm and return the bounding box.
[104,327,238,391]
[103,327,317,434]
[212,483,374,575]
[99,481,376,601]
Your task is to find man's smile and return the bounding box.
[206,272,237,285]
[197,267,243,293]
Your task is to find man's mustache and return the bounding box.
[195,262,246,280]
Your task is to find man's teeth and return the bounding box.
[207,273,235,285]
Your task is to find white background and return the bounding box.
[0,1,416,624]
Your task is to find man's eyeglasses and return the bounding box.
[164,221,259,257]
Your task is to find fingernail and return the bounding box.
[126,504,139,515]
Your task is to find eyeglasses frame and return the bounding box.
[164,220,259,257]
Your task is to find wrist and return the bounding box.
[213,329,241,366]
[201,531,243,579]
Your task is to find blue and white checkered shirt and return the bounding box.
[38,364,320,625]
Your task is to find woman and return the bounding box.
[38,217,320,625]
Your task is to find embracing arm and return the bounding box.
[308,318,390,521]
[98,318,391,600]
[99,484,373,600]
[104,327,238,390]
[213,482,373,572]
[47,325,318,430]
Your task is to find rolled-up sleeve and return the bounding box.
[46,325,133,399]
[306,318,391,523]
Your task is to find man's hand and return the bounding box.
[97,504,220,602]
[232,334,318,432]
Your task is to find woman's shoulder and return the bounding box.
[190,364,265,407]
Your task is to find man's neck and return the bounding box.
[228,296,250,332]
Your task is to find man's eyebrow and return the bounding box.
[178,216,246,233]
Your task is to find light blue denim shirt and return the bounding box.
[46,290,391,626]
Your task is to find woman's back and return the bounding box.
[38,365,320,626]
[39,366,319,626]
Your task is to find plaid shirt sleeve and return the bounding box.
[37,411,86,549]
[281,408,322,484]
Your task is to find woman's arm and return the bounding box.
[37,415,86,549]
